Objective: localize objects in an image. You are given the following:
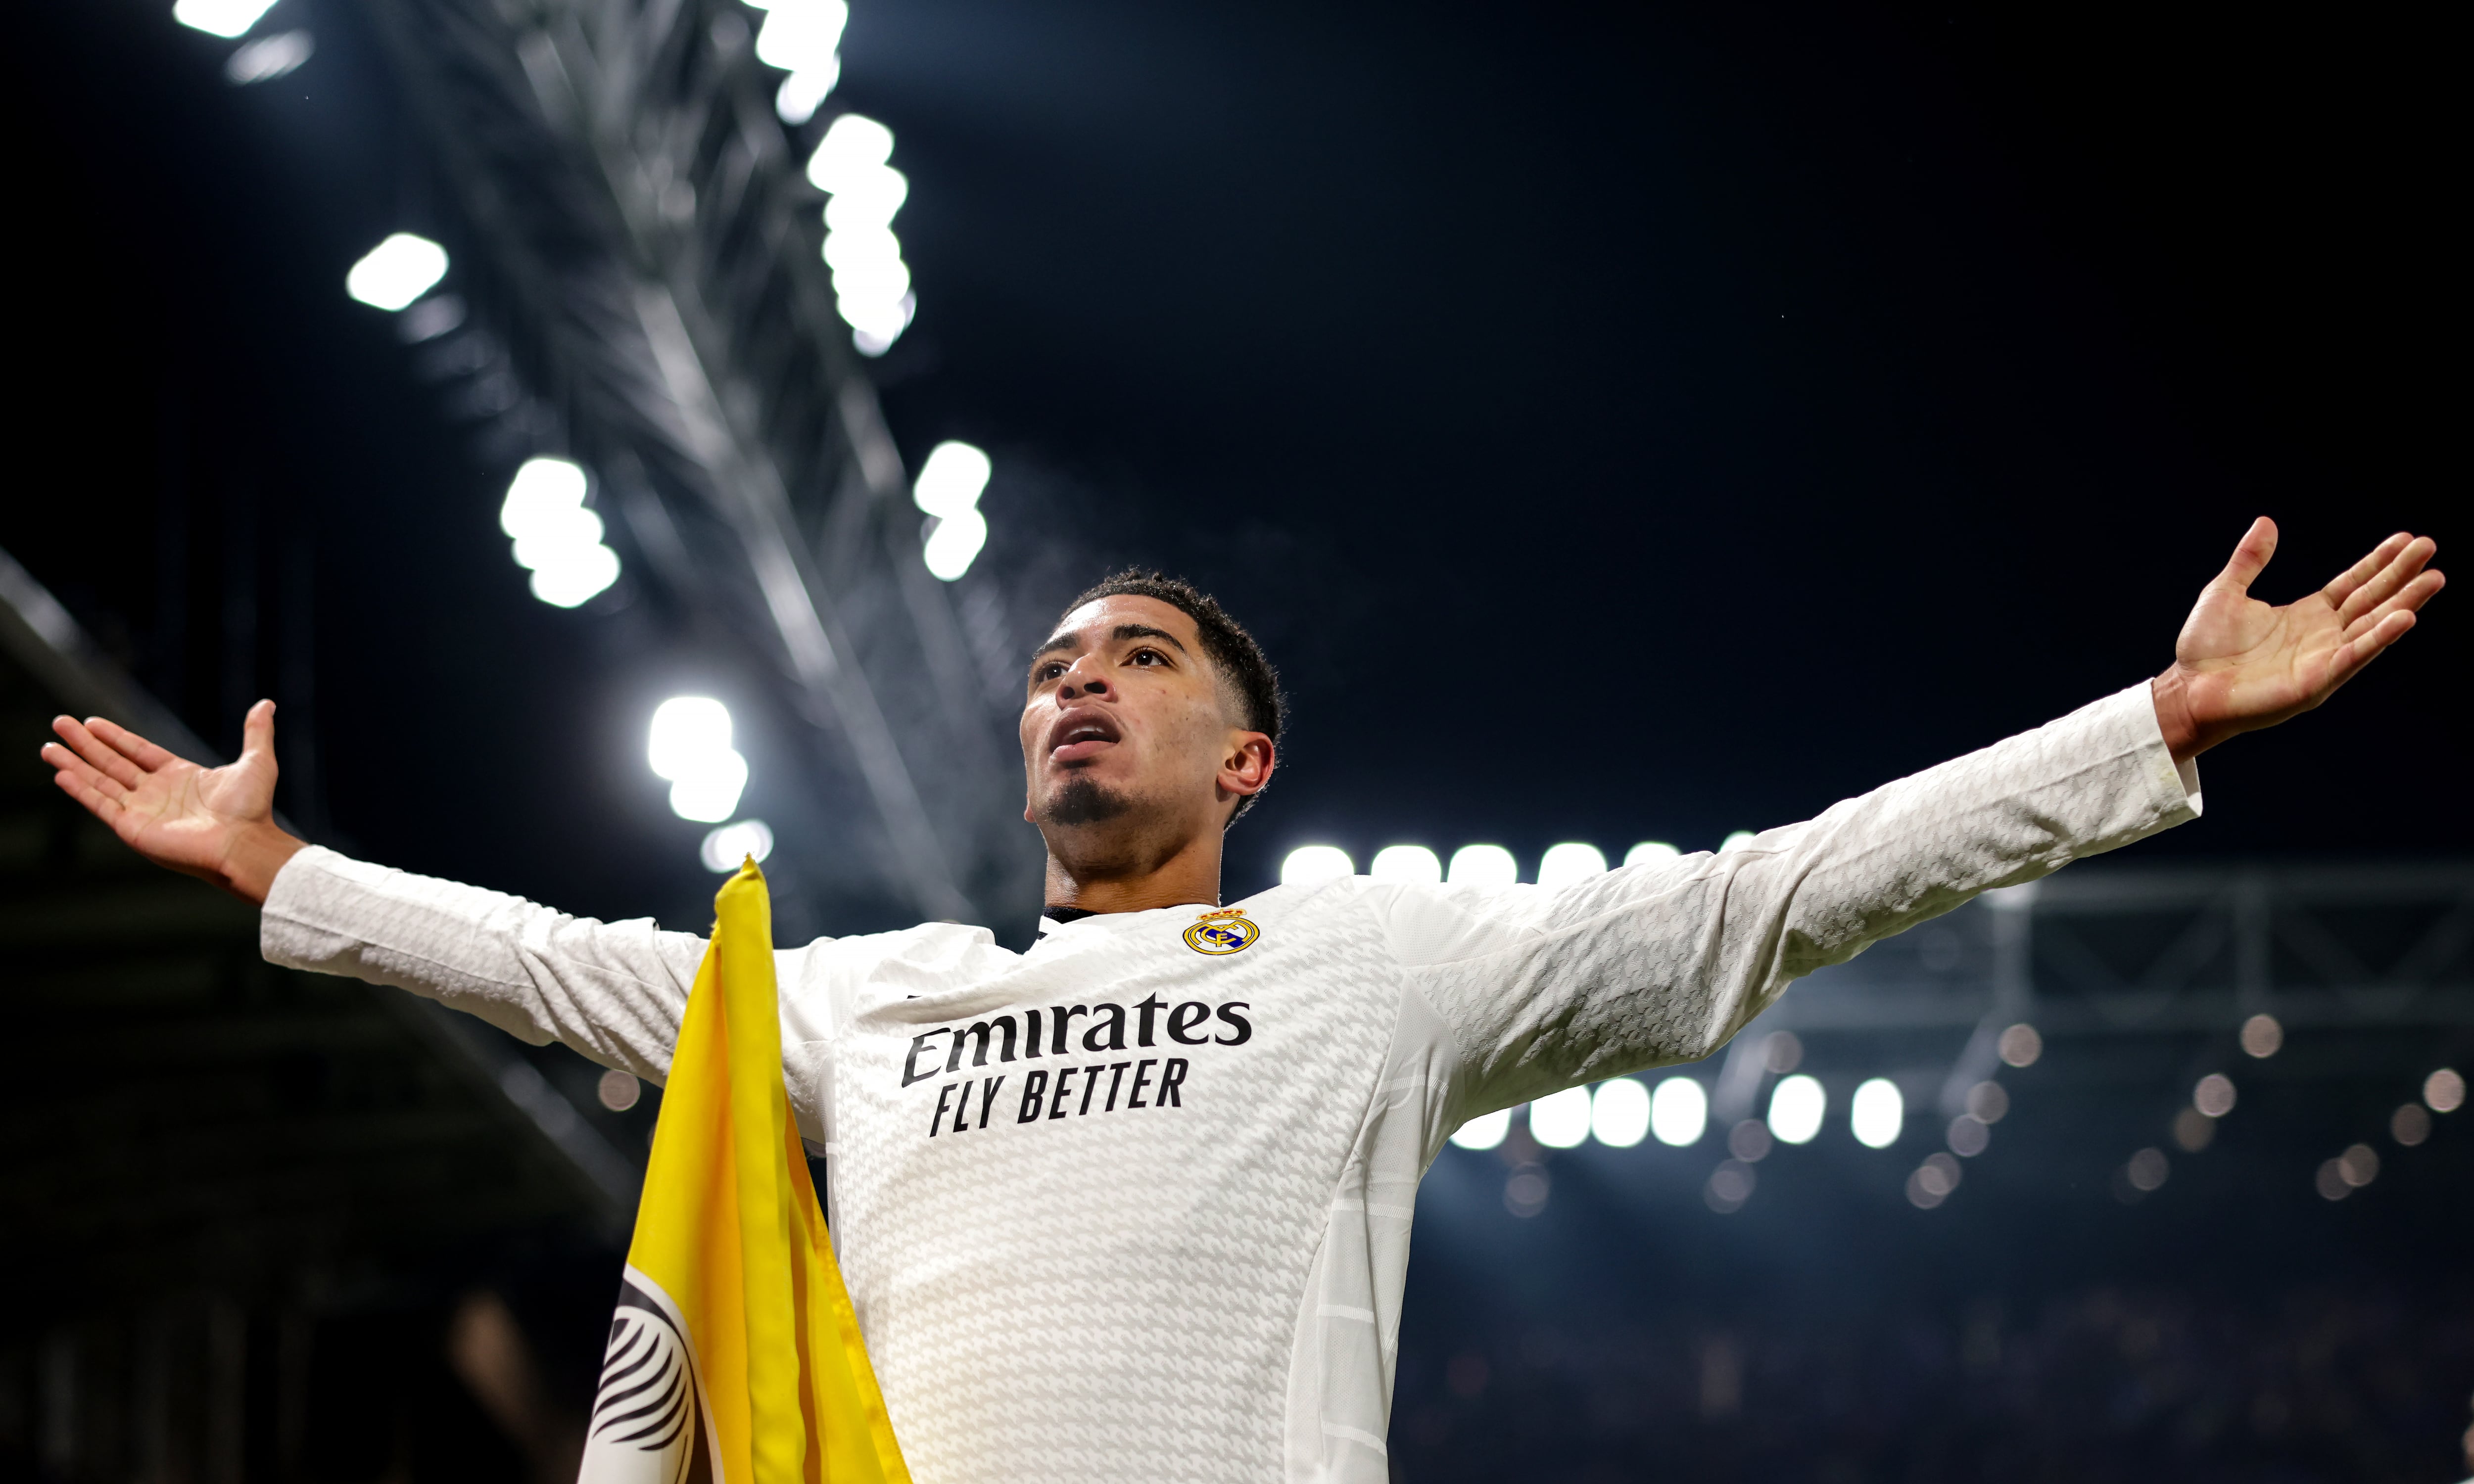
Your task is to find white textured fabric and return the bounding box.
[260,684,2198,1483]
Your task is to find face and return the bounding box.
[1020,596,1273,844]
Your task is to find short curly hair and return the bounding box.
[1056,570,1285,823]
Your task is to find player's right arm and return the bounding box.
[43,703,721,1084]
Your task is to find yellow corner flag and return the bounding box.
[579,859,910,1484]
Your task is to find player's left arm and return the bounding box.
[1398,521,2440,1118]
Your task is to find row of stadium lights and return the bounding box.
[2108,1010,2465,1205]
[1278,837,1753,890]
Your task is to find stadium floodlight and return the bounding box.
[753,0,848,75]
[1280,845,1353,886]
[1448,1107,1511,1151]
[1591,1078,1651,1148]
[1623,841,1679,867]
[510,507,604,571]
[528,543,620,608]
[823,225,904,273]
[831,256,912,303]
[1650,1075,1708,1147]
[173,0,279,39]
[225,30,312,85]
[806,113,896,193]
[1718,830,1758,854]
[1850,1077,1903,1149]
[668,750,750,823]
[1446,844,1518,887]
[1368,845,1442,883]
[649,697,734,780]
[343,233,449,311]
[823,168,910,232]
[913,441,994,518]
[920,507,988,581]
[1530,1086,1591,1149]
[839,289,915,349]
[1536,842,1607,890]
[500,457,588,534]
[699,818,775,873]
[775,57,841,125]
[1768,1074,1826,1144]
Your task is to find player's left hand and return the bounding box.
[2151,518,2442,761]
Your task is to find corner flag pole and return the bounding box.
[578,859,911,1484]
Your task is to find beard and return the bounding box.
[1038,773,1135,827]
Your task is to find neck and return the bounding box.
[1040,826,1223,916]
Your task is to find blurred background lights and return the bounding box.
[2338,1142,2379,1187]
[1767,1074,1826,1144]
[2240,1012,2284,1058]
[1448,1107,1510,1152]
[225,30,312,84]
[2173,1106,2216,1152]
[1947,1113,1990,1157]
[698,818,775,873]
[2193,1072,2237,1118]
[649,697,748,823]
[2425,1067,2465,1113]
[1727,1118,1773,1162]
[595,1068,641,1113]
[1591,1078,1650,1148]
[1623,841,1679,866]
[1705,1159,1756,1213]
[749,0,848,123]
[1718,830,1758,853]
[2125,1147,2170,1192]
[1997,1023,2044,1067]
[172,0,278,39]
[1650,1076,1708,1147]
[1279,845,1352,886]
[2390,1102,2431,1146]
[1530,1086,1592,1149]
[498,458,619,607]
[1369,845,1442,883]
[344,233,449,311]
[1908,1151,1963,1208]
[806,112,916,354]
[1447,844,1517,887]
[1965,1081,2010,1123]
[912,441,992,580]
[1535,842,1607,889]
[1850,1077,1903,1148]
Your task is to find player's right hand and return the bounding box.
[41,699,304,904]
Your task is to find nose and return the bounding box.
[1057,653,1110,701]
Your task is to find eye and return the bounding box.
[1129,648,1166,667]
[1033,660,1067,683]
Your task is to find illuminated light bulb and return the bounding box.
[1850,1077,1903,1149]
[1529,1086,1591,1149]
[1448,1108,1510,1151]
[1591,1078,1650,1148]
[699,818,775,873]
[754,0,847,75]
[805,112,895,193]
[920,507,987,581]
[1767,1074,1825,1144]
[648,697,733,781]
[173,0,279,38]
[1650,1076,1708,1147]
[912,441,993,518]
[527,543,619,608]
[1279,845,1353,886]
[1623,841,1679,866]
[344,233,450,311]
[1446,845,1517,887]
[1535,842,1607,889]
[1368,845,1442,883]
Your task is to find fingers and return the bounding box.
[49,716,149,791]
[46,751,126,825]
[82,714,181,774]
[240,698,277,758]
[2334,536,2437,623]
[2326,609,2417,690]
[2342,566,2446,641]
[2216,516,2279,593]
[2322,531,2414,607]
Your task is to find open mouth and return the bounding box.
[1046,708,1122,765]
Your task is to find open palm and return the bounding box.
[2163,519,2443,756]
[43,700,285,891]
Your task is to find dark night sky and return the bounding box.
[5,0,2459,933]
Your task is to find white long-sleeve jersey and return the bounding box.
[260,684,2199,1484]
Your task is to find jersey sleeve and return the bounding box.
[1382,683,2203,1118]
[257,846,843,1091]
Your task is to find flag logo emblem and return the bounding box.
[1183,908,1259,956]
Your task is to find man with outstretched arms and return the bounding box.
[43,521,2443,1483]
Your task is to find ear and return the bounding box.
[1217,732,1275,803]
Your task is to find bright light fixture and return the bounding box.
[823,226,904,273]
[1446,844,1517,887]
[1850,1077,1903,1149]
[824,169,909,232]
[1280,845,1353,886]
[1650,1076,1708,1147]
[699,818,775,873]
[344,233,449,311]
[501,457,588,535]
[649,697,733,779]
[1624,841,1679,867]
[510,507,603,571]
[1591,1078,1651,1148]
[1529,1086,1592,1149]
[1368,845,1442,883]
[497,458,617,606]
[173,0,279,39]
[1768,1074,1826,1144]
[806,113,896,193]
[775,58,841,125]
[1449,1108,1510,1151]
[1536,842,1607,889]
[913,441,993,518]
[754,0,847,75]
[668,751,750,823]
[920,508,987,581]
[1719,830,1758,854]
[529,544,621,608]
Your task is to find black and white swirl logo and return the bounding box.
[577,1275,700,1484]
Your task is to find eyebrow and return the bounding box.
[1030,622,1191,665]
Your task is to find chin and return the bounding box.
[1039,774,1134,828]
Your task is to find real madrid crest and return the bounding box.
[1183,907,1259,956]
